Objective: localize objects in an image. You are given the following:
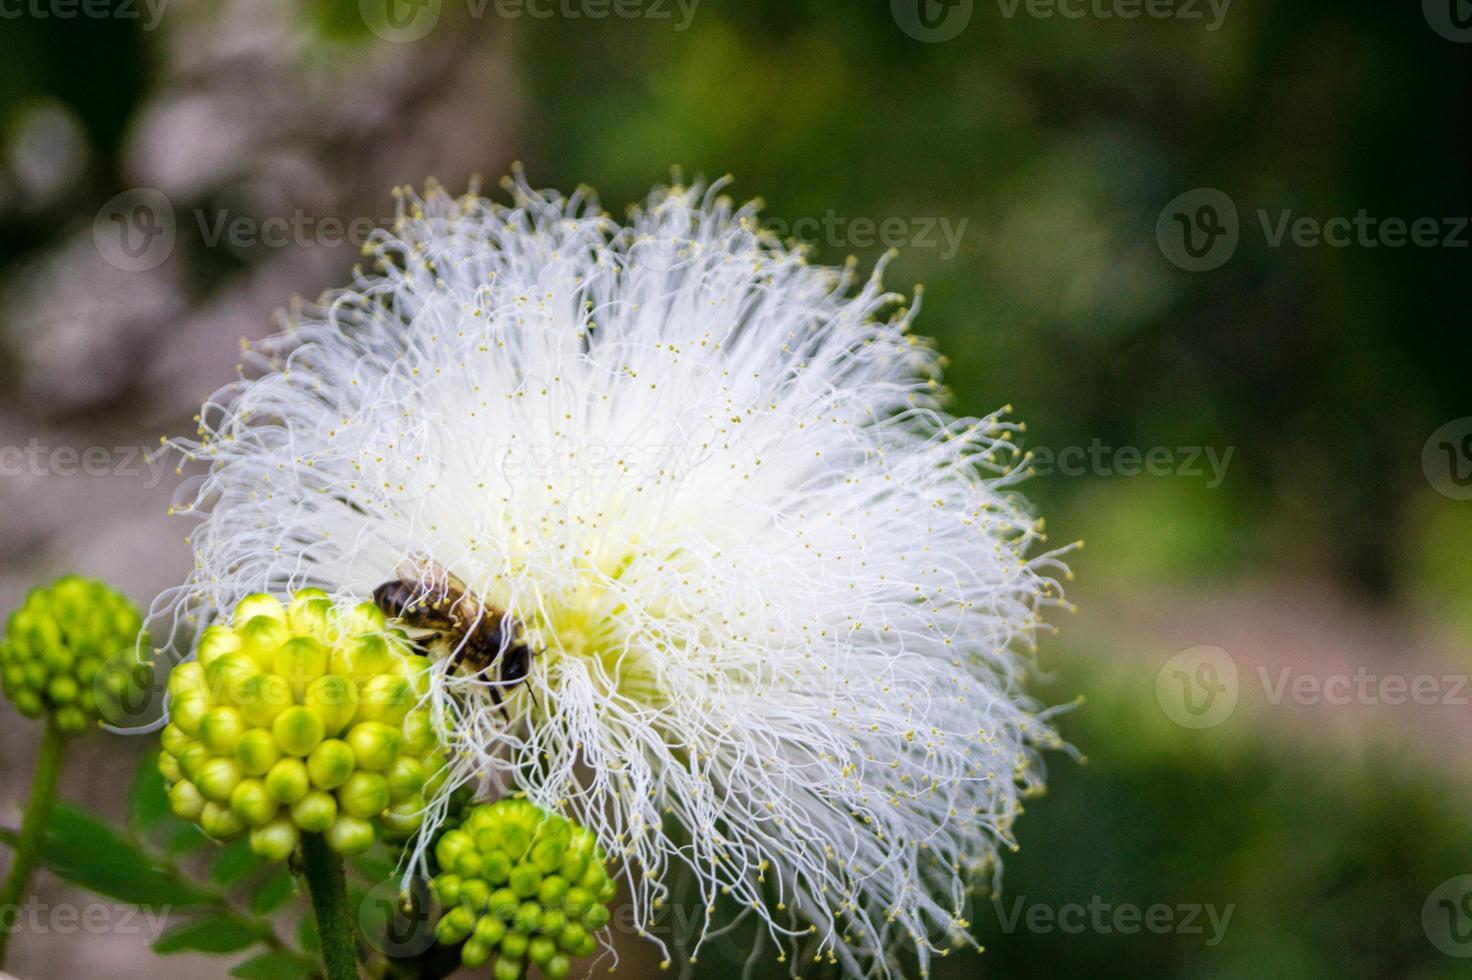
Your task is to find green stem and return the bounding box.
[0,720,67,968]
[300,833,360,980]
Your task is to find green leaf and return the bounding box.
[167,822,210,856]
[228,952,314,979]
[249,867,297,915]
[153,915,266,954]
[1,803,213,908]
[130,751,170,831]
[211,838,262,886]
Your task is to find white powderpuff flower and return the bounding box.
[163,173,1074,977]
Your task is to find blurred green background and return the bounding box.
[1,0,1469,976]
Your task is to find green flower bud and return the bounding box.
[539,907,566,936]
[168,780,205,821]
[324,815,375,855]
[230,778,278,827]
[237,615,289,671]
[544,953,571,979]
[200,706,247,755]
[236,728,282,775]
[538,875,568,908]
[385,756,426,802]
[249,817,300,862]
[380,799,425,837]
[195,757,243,804]
[473,914,506,946]
[307,739,356,790]
[160,723,192,757]
[200,801,246,841]
[436,905,476,945]
[345,721,401,771]
[205,652,261,708]
[432,874,462,907]
[509,863,541,899]
[338,771,390,819]
[175,741,212,782]
[331,631,395,680]
[286,592,333,640]
[304,675,358,736]
[273,636,329,700]
[460,878,492,912]
[492,957,524,980]
[489,888,520,922]
[291,790,338,833]
[237,673,292,728]
[266,758,311,804]
[196,625,241,668]
[54,705,88,735]
[513,902,542,935]
[234,593,286,624]
[483,849,513,885]
[582,904,609,930]
[501,932,529,960]
[158,752,182,783]
[1,576,144,731]
[170,693,211,737]
[358,673,414,726]
[272,705,326,756]
[402,710,438,755]
[462,939,492,969]
[528,936,557,966]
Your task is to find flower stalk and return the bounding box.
[300,831,360,980]
[0,719,68,968]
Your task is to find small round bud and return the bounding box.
[199,706,247,755]
[170,694,210,737]
[160,723,192,757]
[461,939,492,969]
[431,874,462,907]
[483,849,513,885]
[304,675,358,736]
[538,875,568,909]
[338,771,390,820]
[473,913,506,946]
[237,673,292,727]
[358,673,414,726]
[168,780,205,821]
[345,720,402,772]
[436,905,476,945]
[509,864,541,899]
[272,705,326,756]
[236,615,288,671]
[265,758,310,804]
[195,626,240,668]
[501,932,530,960]
[528,936,557,966]
[401,710,438,755]
[249,817,300,862]
[385,756,425,802]
[273,636,329,700]
[460,878,491,912]
[200,801,245,840]
[514,902,542,936]
[235,728,282,776]
[324,815,375,855]
[195,757,243,804]
[306,739,356,790]
[230,779,278,827]
[493,957,524,980]
[544,953,571,979]
[291,790,338,833]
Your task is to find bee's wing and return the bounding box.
[395,552,464,602]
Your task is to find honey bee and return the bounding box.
[372,553,532,718]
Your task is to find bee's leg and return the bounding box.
[483,673,511,723]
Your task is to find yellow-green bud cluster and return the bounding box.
[432,800,615,979]
[158,591,448,860]
[1,576,145,736]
